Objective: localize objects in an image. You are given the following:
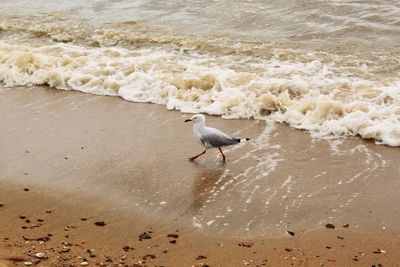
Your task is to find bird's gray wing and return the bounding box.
[200,132,240,148]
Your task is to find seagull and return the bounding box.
[184,114,249,162]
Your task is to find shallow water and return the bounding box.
[1,86,399,238]
[0,0,399,145]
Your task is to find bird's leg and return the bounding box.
[189,149,207,161]
[218,148,226,162]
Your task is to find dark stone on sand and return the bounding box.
[37,218,44,222]
[287,230,295,236]
[0,202,4,207]
[19,215,27,219]
[94,221,106,226]
[167,234,179,238]
[143,254,156,260]
[23,188,29,191]
[196,255,207,260]
[25,219,31,223]
[326,246,331,249]
[86,249,96,258]
[81,217,87,221]
[169,240,177,244]
[285,248,292,252]
[373,249,384,254]
[325,223,335,229]
[239,241,253,247]
[139,232,151,240]
[122,246,130,251]
[342,224,350,228]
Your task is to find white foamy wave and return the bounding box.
[0,41,399,146]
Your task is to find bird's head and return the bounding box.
[184,114,206,125]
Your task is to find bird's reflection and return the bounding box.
[188,161,229,214]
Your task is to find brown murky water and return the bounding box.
[0,0,399,145]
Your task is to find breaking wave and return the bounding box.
[1,40,399,146]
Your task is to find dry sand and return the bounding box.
[1,86,400,266]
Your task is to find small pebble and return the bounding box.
[24,262,32,266]
[94,221,106,227]
[35,252,45,258]
[80,262,88,266]
[0,202,4,207]
[238,241,253,248]
[142,254,155,260]
[325,223,335,229]
[167,234,179,238]
[87,249,96,258]
[373,248,385,254]
[138,232,151,240]
[23,188,30,191]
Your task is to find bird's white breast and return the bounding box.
[193,124,207,147]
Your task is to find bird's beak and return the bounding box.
[184,119,192,123]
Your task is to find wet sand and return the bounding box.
[1,86,400,266]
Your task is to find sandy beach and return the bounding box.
[1,86,399,266]
[1,0,400,265]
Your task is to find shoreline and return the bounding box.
[1,86,400,266]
